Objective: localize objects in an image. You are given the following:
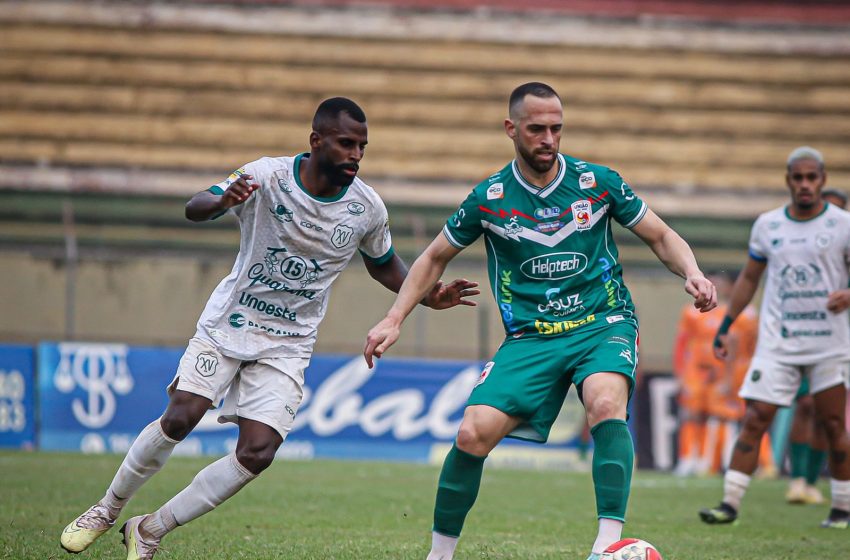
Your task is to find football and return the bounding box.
[602,538,663,560]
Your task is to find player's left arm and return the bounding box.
[630,209,717,312]
[362,253,479,310]
[827,288,850,313]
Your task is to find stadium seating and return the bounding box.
[1,19,849,203]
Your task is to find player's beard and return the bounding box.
[319,156,358,187]
[517,143,557,174]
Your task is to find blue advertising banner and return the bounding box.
[0,344,36,449]
[38,342,590,469]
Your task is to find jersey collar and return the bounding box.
[511,154,566,199]
[294,153,351,203]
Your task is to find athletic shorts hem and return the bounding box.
[217,410,292,440]
[172,379,217,402]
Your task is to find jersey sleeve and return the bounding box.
[605,171,648,229]
[358,196,394,265]
[748,215,768,262]
[443,189,483,249]
[208,161,258,219]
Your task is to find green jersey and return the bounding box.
[443,153,647,338]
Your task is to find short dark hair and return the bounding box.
[823,189,848,206]
[312,97,366,133]
[509,82,560,118]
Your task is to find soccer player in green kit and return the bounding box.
[364,82,717,560]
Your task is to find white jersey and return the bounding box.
[194,154,393,361]
[748,203,850,364]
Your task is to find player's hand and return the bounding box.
[364,317,401,368]
[713,333,729,360]
[685,274,717,312]
[827,289,850,313]
[221,174,260,209]
[423,279,480,310]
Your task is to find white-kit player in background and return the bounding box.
[60,97,479,560]
[699,146,850,529]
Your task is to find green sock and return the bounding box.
[789,442,810,479]
[591,419,633,521]
[805,449,827,485]
[433,444,487,537]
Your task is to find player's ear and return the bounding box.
[309,130,322,150]
[504,118,516,139]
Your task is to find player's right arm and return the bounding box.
[363,234,463,367]
[714,215,770,359]
[363,186,484,367]
[185,173,259,222]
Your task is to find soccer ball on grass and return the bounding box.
[602,538,662,560]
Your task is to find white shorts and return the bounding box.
[168,337,308,439]
[738,355,850,407]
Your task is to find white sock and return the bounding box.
[426,532,459,560]
[722,469,751,511]
[101,419,178,519]
[591,518,623,554]
[144,453,256,536]
[830,478,850,512]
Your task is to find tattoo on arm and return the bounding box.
[735,442,755,454]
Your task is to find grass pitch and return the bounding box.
[0,451,840,559]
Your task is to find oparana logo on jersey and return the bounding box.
[579,172,596,189]
[270,204,293,223]
[229,313,246,328]
[278,177,292,193]
[347,202,366,215]
[571,200,593,230]
[520,252,588,280]
[487,183,504,200]
[332,224,354,248]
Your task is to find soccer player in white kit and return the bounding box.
[59,98,479,559]
[699,147,850,529]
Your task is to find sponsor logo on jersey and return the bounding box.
[571,200,592,230]
[579,172,596,189]
[520,252,588,280]
[574,160,588,172]
[534,221,563,233]
[278,177,292,193]
[245,319,302,337]
[816,233,832,248]
[247,262,317,300]
[537,287,585,317]
[619,182,635,201]
[195,352,219,377]
[771,238,783,248]
[751,369,761,382]
[619,348,634,365]
[606,315,625,323]
[503,216,523,240]
[300,219,323,232]
[487,183,505,200]
[534,206,561,220]
[534,314,596,335]
[599,257,618,309]
[332,224,354,248]
[238,291,297,321]
[347,201,366,215]
[266,248,324,288]
[270,204,293,223]
[229,313,246,328]
[499,270,519,332]
[475,361,495,387]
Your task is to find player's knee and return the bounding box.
[816,414,846,442]
[236,441,278,475]
[741,406,771,435]
[586,394,625,425]
[159,411,195,441]
[456,424,490,455]
[796,397,815,419]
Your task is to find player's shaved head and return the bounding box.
[312,97,367,134]
[509,82,561,120]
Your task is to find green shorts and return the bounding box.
[468,322,638,443]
